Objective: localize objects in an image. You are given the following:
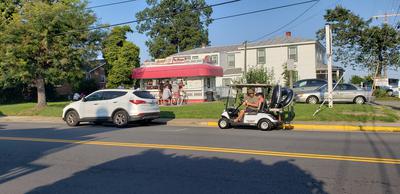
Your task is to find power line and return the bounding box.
[56,0,240,35]
[56,0,318,36]
[86,0,138,9]
[289,0,342,31]
[250,0,320,42]
[212,0,318,21]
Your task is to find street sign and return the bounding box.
[286,59,296,70]
[374,77,389,86]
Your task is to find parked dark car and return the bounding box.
[293,79,327,93]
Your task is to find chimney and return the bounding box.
[285,31,292,38]
[201,43,207,48]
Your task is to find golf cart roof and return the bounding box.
[227,84,272,88]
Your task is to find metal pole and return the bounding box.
[243,41,247,79]
[325,24,333,108]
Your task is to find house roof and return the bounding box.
[172,44,241,56]
[171,36,316,56]
[246,36,315,48]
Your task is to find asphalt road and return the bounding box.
[0,122,399,194]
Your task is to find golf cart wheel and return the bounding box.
[306,96,319,104]
[65,110,80,127]
[258,119,273,131]
[113,110,129,128]
[354,96,366,105]
[218,118,230,129]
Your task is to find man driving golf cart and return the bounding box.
[218,84,295,131]
[234,89,263,123]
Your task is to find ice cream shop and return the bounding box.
[131,56,223,103]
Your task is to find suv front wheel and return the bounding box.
[65,110,80,127]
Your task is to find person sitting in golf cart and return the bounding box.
[234,89,261,122]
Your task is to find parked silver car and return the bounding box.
[295,84,373,104]
[292,79,327,93]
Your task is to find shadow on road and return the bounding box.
[28,149,327,194]
[0,125,126,185]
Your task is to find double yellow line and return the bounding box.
[0,136,399,165]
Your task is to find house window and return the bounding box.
[288,46,298,62]
[257,48,265,64]
[192,56,199,60]
[211,55,218,64]
[227,54,235,68]
[100,75,106,83]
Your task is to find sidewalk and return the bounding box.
[1,116,400,132]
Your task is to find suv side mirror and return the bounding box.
[81,97,87,102]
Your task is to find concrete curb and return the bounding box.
[1,116,400,132]
[206,122,400,132]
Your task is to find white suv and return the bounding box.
[62,89,160,127]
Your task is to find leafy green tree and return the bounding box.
[102,26,140,88]
[317,6,400,77]
[136,0,212,59]
[349,75,364,85]
[282,63,298,87]
[245,67,274,84]
[0,0,104,108]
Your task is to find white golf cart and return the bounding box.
[218,84,295,131]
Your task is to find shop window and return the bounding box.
[257,48,265,64]
[288,46,298,62]
[222,78,232,86]
[227,54,235,68]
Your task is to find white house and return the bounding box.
[171,32,344,87]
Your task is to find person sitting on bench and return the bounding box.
[234,89,260,122]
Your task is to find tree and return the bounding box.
[245,67,274,84]
[0,0,104,108]
[0,0,22,24]
[349,75,364,85]
[317,6,400,77]
[136,0,212,59]
[282,63,298,87]
[102,26,140,88]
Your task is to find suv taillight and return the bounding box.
[129,100,146,104]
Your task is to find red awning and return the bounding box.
[132,64,223,79]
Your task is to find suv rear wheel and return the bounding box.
[113,110,129,128]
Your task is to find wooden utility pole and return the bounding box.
[325,24,333,108]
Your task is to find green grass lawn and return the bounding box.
[376,97,400,101]
[0,101,398,122]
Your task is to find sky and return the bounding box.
[87,0,400,81]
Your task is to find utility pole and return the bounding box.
[325,24,333,108]
[243,41,247,80]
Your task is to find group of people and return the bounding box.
[234,88,265,123]
[158,80,186,106]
